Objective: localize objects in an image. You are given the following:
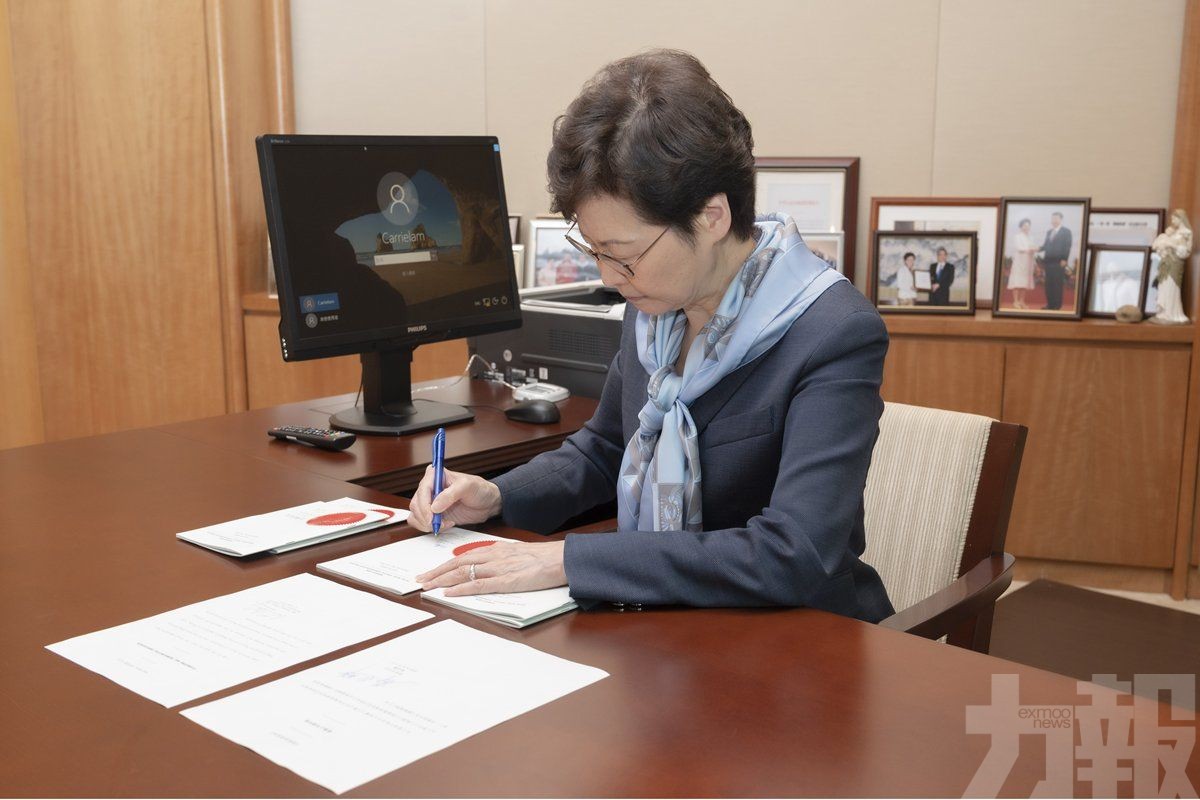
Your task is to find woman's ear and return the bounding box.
[697,193,733,241]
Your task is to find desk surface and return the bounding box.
[156,380,598,494]
[2,421,1197,797]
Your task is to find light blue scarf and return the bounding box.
[616,213,847,532]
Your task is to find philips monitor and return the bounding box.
[257,134,521,435]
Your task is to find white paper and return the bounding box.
[176,497,407,557]
[182,620,608,794]
[422,585,576,628]
[317,528,511,596]
[46,574,432,707]
[915,270,932,291]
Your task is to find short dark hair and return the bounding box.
[903,252,916,261]
[1019,218,1031,227]
[937,247,948,255]
[1051,211,1063,219]
[546,49,757,244]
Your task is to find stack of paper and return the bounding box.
[177,497,408,557]
[45,574,432,707]
[181,620,608,793]
[422,585,576,628]
[317,528,577,627]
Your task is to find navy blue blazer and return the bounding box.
[492,280,895,623]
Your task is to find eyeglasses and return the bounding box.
[564,220,669,279]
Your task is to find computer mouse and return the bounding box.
[505,399,561,424]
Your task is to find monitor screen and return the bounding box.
[259,135,521,361]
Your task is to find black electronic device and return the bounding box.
[268,425,357,451]
[469,281,623,399]
[504,399,561,425]
[257,134,522,435]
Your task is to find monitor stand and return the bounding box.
[330,348,474,436]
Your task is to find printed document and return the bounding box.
[176,497,408,557]
[318,529,577,626]
[316,527,512,596]
[181,620,608,794]
[46,574,431,707]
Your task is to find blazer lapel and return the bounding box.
[686,353,769,435]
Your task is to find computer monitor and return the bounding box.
[257,134,522,435]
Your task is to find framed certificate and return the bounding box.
[755,157,859,282]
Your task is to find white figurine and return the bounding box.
[1149,209,1192,325]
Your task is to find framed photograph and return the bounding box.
[754,157,859,282]
[511,244,526,288]
[266,239,278,299]
[1087,208,1164,317]
[508,214,521,245]
[1084,245,1150,318]
[801,232,844,273]
[993,197,1090,319]
[869,197,1000,302]
[871,231,977,315]
[526,217,599,288]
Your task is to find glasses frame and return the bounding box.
[564,220,670,279]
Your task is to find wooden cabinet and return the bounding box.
[242,292,467,409]
[881,311,1197,597]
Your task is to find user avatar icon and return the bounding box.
[388,184,411,216]
[376,171,420,227]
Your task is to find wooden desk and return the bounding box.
[155,379,599,495]
[2,426,1197,796]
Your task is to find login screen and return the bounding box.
[269,141,515,340]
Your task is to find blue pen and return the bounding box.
[431,427,446,534]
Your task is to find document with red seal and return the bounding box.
[175,497,407,557]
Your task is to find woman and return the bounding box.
[1007,218,1037,309]
[409,50,894,623]
[895,252,918,306]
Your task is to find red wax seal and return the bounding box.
[452,540,497,557]
[306,511,367,526]
[371,508,395,518]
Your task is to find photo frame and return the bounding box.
[526,217,599,288]
[754,157,859,282]
[266,239,278,299]
[993,197,1091,319]
[511,244,526,288]
[1087,207,1165,248]
[869,197,1000,302]
[1088,208,1164,317]
[801,232,845,274]
[1084,244,1150,318]
[871,230,977,315]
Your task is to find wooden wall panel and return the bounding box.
[0,0,43,449]
[1169,0,1200,590]
[9,0,227,440]
[880,338,1004,418]
[1003,344,1190,568]
[205,0,281,412]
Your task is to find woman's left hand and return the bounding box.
[416,540,567,596]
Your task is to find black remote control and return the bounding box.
[268,425,357,451]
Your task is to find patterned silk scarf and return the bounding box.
[616,213,847,532]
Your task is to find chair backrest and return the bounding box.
[861,403,996,613]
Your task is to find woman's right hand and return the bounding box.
[407,466,502,532]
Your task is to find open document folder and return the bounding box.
[176,496,408,556]
[317,527,577,627]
